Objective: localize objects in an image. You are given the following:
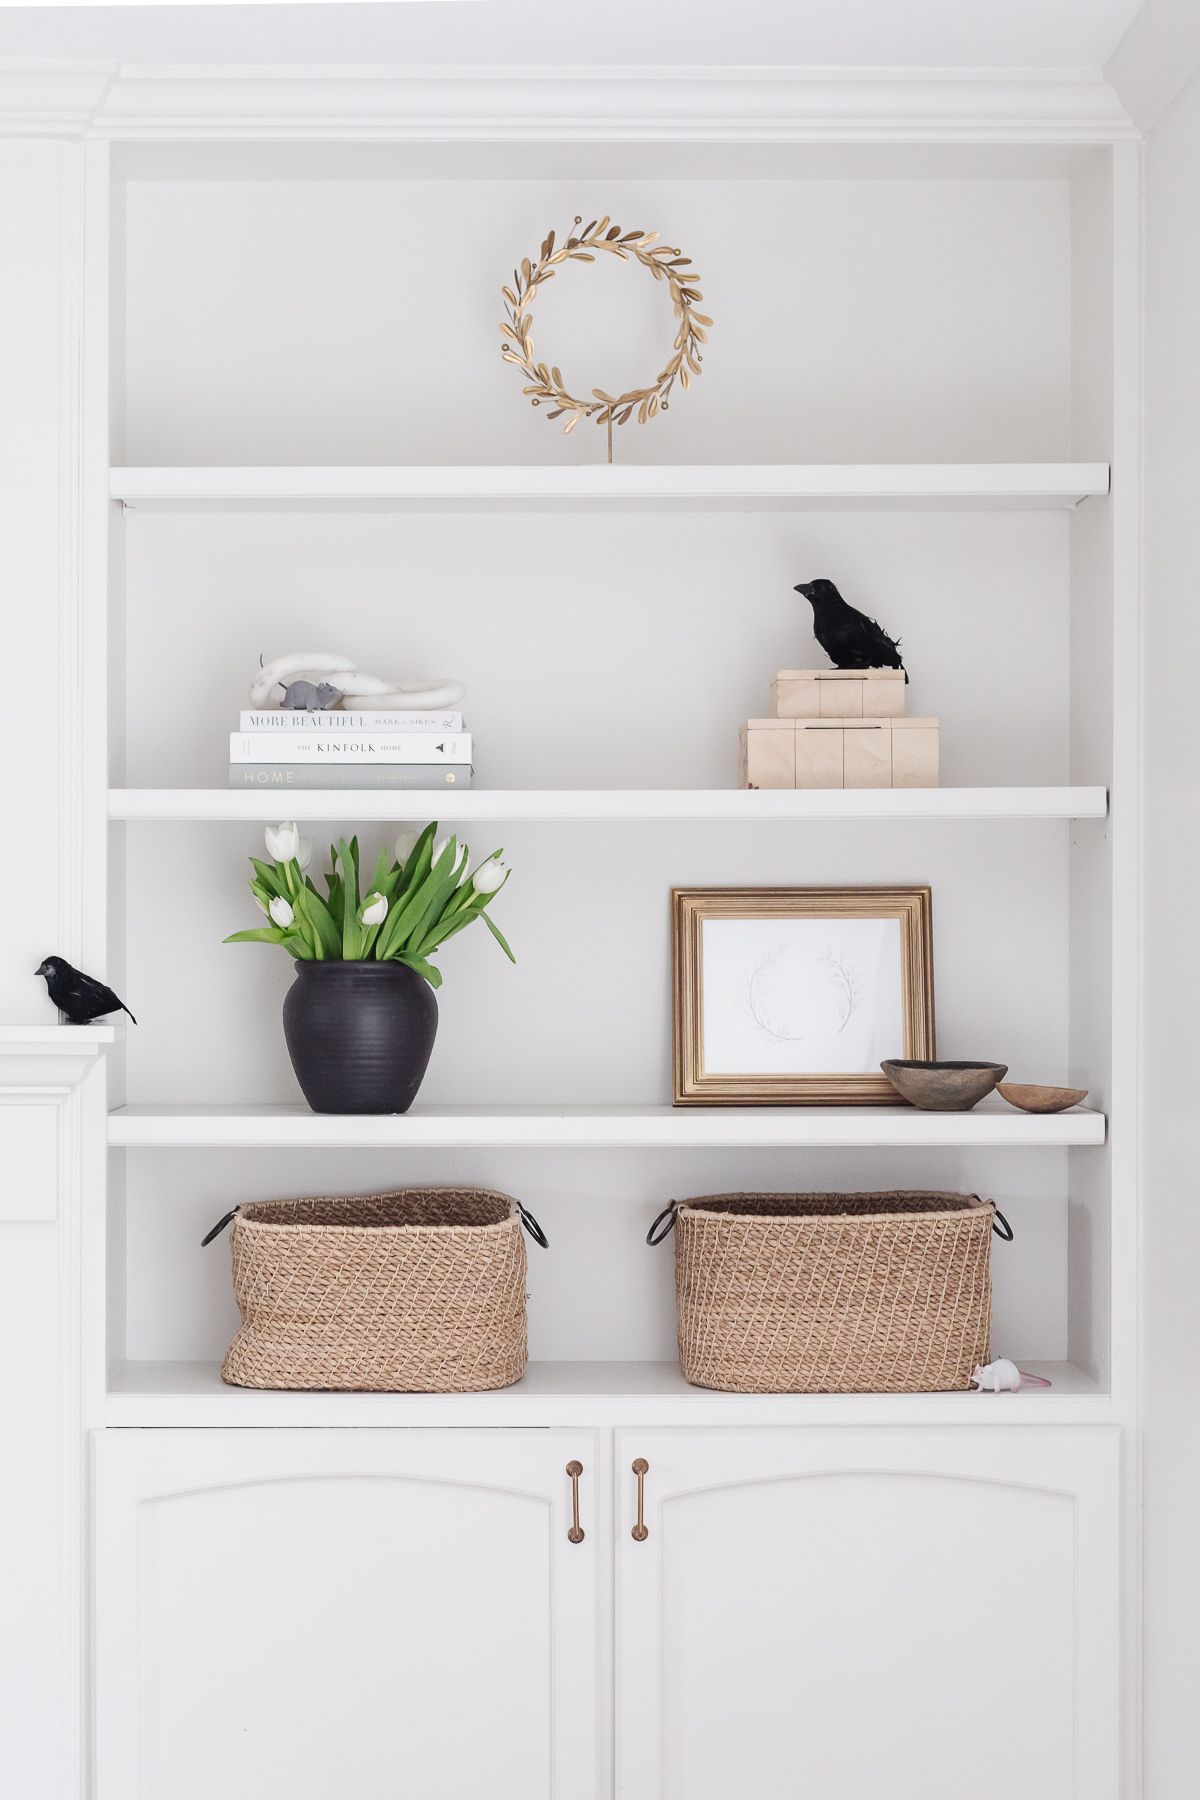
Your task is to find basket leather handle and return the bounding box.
[200,1206,240,1247]
[991,1207,1015,1242]
[518,1203,550,1249]
[646,1202,678,1246]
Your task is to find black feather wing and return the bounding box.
[49,964,136,1024]
[813,606,906,675]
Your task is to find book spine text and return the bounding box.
[230,732,472,764]
[239,710,463,732]
[228,763,474,789]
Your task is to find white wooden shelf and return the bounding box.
[109,786,1109,824]
[0,1024,116,1046]
[103,1358,1110,1429]
[109,463,1110,512]
[107,1100,1105,1149]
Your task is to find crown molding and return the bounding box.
[0,61,115,138]
[0,61,1138,144]
[1106,0,1200,135]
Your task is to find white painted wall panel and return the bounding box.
[0,1102,59,1220]
[0,143,73,1023]
[0,1218,62,1790]
[118,817,1072,1108]
[1141,64,1200,1800]
[119,508,1072,788]
[0,140,84,1800]
[119,177,1071,466]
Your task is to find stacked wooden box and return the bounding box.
[741,669,939,789]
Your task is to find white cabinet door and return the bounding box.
[616,1427,1119,1800]
[94,1429,602,1800]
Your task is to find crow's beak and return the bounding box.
[794,583,815,601]
[34,962,48,976]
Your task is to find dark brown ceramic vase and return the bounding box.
[282,961,438,1114]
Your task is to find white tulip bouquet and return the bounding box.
[225,821,514,988]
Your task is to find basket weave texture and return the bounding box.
[673,1191,994,1393]
[220,1189,528,1393]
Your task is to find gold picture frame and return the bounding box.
[672,887,935,1105]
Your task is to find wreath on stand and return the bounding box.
[499,215,712,455]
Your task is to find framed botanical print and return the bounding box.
[672,887,935,1105]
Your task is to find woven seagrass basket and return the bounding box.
[650,1191,1005,1394]
[213,1188,542,1393]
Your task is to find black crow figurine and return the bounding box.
[36,956,137,1025]
[794,578,908,682]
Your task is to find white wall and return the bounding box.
[0,141,84,1800]
[119,175,1072,466]
[119,509,1073,790]
[1141,65,1200,1800]
[0,143,77,1021]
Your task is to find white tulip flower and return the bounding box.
[361,892,389,927]
[432,835,468,878]
[472,857,508,896]
[295,834,313,873]
[394,827,421,866]
[265,821,300,864]
[268,895,295,928]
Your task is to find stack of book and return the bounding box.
[228,706,474,789]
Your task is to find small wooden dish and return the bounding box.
[880,1059,1008,1112]
[997,1082,1088,1114]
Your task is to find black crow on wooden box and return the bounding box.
[36,956,136,1025]
[795,578,909,682]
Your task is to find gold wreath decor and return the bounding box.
[500,215,712,436]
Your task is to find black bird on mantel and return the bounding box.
[35,956,137,1025]
[795,578,909,683]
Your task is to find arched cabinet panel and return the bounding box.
[94,1430,602,1800]
[615,1427,1119,1800]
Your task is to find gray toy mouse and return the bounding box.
[279,679,344,710]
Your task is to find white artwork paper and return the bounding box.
[701,916,905,1075]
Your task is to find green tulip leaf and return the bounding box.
[376,837,457,958]
[250,857,286,898]
[337,840,365,958]
[295,885,341,960]
[482,911,517,962]
[400,953,443,990]
[230,826,512,973]
[411,908,478,958]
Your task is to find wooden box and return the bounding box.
[742,717,939,789]
[771,667,907,719]
[740,717,796,788]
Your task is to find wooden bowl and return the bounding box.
[997,1082,1088,1114]
[880,1059,1008,1112]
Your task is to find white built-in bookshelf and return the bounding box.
[81,138,1136,1442]
[0,83,1141,1800]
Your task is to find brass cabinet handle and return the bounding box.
[631,1458,649,1541]
[566,1460,585,1544]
